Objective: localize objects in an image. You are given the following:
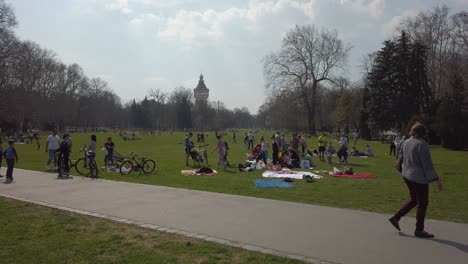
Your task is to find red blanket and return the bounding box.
[329,173,377,179]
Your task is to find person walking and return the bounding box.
[3,139,19,183]
[388,123,443,238]
[45,129,60,170]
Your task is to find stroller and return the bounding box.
[190,144,209,167]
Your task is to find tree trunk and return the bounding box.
[303,83,317,134]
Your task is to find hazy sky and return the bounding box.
[11,0,468,113]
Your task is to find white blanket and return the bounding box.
[262,171,323,180]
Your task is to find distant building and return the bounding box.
[194,73,209,103]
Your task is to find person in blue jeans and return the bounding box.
[104,137,115,166]
[45,129,60,170]
[4,140,19,183]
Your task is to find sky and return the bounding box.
[11,0,468,113]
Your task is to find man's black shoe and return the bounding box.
[415,230,434,238]
[388,217,400,231]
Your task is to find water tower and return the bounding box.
[194,73,209,103]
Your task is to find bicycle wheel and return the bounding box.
[142,159,156,174]
[74,158,91,176]
[89,160,99,178]
[120,160,133,175]
[58,156,66,177]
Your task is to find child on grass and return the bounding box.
[4,140,19,183]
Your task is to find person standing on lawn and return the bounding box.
[260,136,269,164]
[389,122,443,238]
[4,139,19,183]
[104,137,115,166]
[57,134,71,177]
[271,135,279,165]
[214,135,226,170]
[184,133,193,166]
[45,129,60,170]
[318,132,328,162]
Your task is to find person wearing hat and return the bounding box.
[4,139,19,183]
[45,129,60,170]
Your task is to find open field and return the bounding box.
[7,130,468,223]
[0,197,302,264]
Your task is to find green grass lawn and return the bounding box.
[0,197,302,264]
[8,130,468,223]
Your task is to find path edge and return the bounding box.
[0,193,336,264]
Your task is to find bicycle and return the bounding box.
[57,151,71,178]
[72,144,99,178]
[119,152,156,175]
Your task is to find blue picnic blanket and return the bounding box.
[254,179,294,189]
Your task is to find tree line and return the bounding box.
[0,0,255,132]
[259,5,468,148]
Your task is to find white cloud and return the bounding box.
[130,13,161,25]
[338,0,384,17]
[383,10,417,36]
[158,0,316,46]
[105,0,132,14]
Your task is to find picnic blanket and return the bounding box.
[254,179,294,188]
[181,170,218,176]
[328,173,377,179]
[262,171,323,180]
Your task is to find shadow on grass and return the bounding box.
[398,232,468,254]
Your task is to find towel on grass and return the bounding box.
[181,170,217,176]
[255,179,294,188]
[262,171,323,180]
[329,173,377,179]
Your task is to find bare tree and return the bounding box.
[398,5,453,99]
[452,11,468,54]
[0,0,16,33]
[263,25,351,133]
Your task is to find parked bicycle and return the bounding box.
[72,144,99,178]
[119,152,155,175]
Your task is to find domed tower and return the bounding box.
[194,73,209,103]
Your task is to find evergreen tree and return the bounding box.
[366,40,397,131]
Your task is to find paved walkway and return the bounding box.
[1,169,467,264]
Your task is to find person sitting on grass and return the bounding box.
[366,145,376,157]
[286,147,300,168]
